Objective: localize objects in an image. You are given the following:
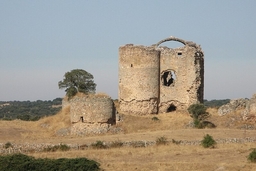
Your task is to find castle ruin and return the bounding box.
[118,36,204,115]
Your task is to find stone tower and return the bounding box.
[118,36,204,115]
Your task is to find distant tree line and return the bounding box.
[0,98,62,121]
[203,99,230,108]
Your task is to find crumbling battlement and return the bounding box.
[118,36,204,115]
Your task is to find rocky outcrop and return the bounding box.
[243,94,256,121]
[218,98,248,116]
[218,94,256,122]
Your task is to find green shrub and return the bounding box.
[201,121,216,128]
[248,149,256,163]
[152,117,160,121]
[130,141,146,148]
[193,119,216,129]
[43,144,70,152]
[156,136,168,145]
[91,141,107,149]
[201,134,216,148]
[0,153,100,171]
[172,139,181,145]
[188,103,212,129]
[109,141,123,148]
[43,146,58,152]
[4,142,13,149]
[188,103,209,121]
[193,119,204,129]
[58,144,70,151]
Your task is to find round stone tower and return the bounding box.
[118,44,160,115]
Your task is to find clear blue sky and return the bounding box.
[0,0,255,101]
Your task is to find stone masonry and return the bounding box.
[63,94,116,135]
[118,36,204,115]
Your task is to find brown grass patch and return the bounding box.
[118,111,191,134]
[0,107,71,142]
[207,108,249,129]
[21,106,71,139]
[30,143,256,171]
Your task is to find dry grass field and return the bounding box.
[1,106,256,171]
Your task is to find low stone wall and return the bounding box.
[1,137,256,154]
[0,143,77,154]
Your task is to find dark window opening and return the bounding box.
[80,116,84,122]
[161,70,176,86]
[131,64,133,67]
[167,105,177,112]
[177,52,182,56]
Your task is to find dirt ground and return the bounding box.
[1,108,256,171]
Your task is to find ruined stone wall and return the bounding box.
[119,45,160,115]
[158,44,204,112]
[62,94,116,135]
[69,95,115,124]
[118,36,204,115]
